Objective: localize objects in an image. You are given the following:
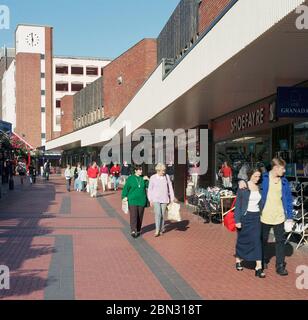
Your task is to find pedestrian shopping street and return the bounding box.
[0,175,307,300]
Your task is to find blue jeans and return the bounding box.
[113,176,120,190]
[153,203,168,233]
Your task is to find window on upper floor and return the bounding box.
[56,65,69,75]
[71,82,84,92]
[56,82,69,92]
[71,66,84,75]
[86,66,98,76]
[56,99,61,108]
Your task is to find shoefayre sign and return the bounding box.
[277,87,308,118]
[230,107,264,133]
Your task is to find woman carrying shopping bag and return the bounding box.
[148,163,175,237]
[121,165,149,238]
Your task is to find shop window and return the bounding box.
[294,122,308,177]
[56,82,69,92]
[215,134,271,186]
[86,66,98,76]
[56,65,68,74]
[71,66,84,75]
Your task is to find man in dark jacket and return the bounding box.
[239,157,292,276]
[120,161,131,187]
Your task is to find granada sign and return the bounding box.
[277,87,308,118]
[230,107,264,133]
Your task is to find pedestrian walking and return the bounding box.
[87,161,99,198]
[74,162,81,191]
[28,162,37,184]
[64,164,72,192]
[16,160,27,185]
[166,161,175,183]
[120,161,131,186]
[239,157,293,276]
[99,163,109,192]
[234,168,265,278]
[44,160,51,181]
[110,162,121,191]
[121,165,149,238]
[147,163,175,237]
[78,166,88,191]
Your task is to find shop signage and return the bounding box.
[277,87,308,118]
[230,107,264,133]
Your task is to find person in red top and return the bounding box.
[99,163,109,192]
[110,162,121,191]
[87,161,99,197]
[220,161,233,189]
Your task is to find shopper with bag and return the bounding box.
[234,167,265,278]
[148,163,175,237]
[121,165,149,238]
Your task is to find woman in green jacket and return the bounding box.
[122,165,149,238]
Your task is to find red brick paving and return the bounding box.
[0,175,307,300]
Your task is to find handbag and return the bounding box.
[223,197,237,232]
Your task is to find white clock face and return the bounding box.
[25,32,40,47]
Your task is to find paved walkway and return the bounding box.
[0,176,307,300]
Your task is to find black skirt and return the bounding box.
[236,211,262,261]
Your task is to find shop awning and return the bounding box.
[11,132,35,150]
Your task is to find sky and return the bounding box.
[0,0,180,59]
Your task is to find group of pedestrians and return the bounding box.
[234,157,293,278]
[64,161,133,197]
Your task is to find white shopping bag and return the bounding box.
[167,202,181,222]
[122,199,128,214]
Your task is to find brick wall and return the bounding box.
[103,39,157,118]
[198,0,231,35]
[15,53,41,148]
[60,95,74,136]
[45,27,53,142]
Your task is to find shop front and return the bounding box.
[212,86,308,187]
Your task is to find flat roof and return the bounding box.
[54,55,112,62]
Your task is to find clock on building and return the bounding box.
[25,32,40,47]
